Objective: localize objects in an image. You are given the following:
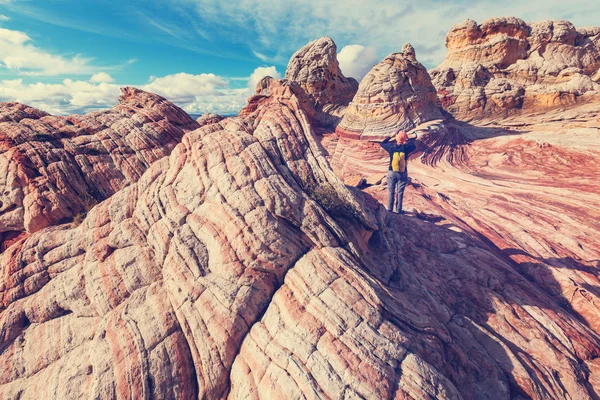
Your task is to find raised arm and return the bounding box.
[379,136,394,152]
[406,138,417,154]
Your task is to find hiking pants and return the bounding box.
[387,171,408,213]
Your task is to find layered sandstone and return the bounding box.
[431,17,600,119]
[335,43,443,141]
[284,36,359,127]
[2,24,600,400]
[2,74,600,400]
[0,88,198,250]
[197,113,224,127]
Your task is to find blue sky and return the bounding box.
[0,0,598,115]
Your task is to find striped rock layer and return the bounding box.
[0,88,198,251]
[430,17,600,119]
[335,43,443,141]
[1,77,600,400]
[284,36,359,128]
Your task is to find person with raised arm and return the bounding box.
[379,130,418,214]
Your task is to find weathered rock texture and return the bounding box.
[2,72,600,400]
[335,43,443,140]
[431,17,600,119]
[0,88,198,250]
[2,25,600,400]
[284,37,359,128]
[196,113,224,127]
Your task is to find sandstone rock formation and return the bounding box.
[2,21,600,400]
[0,88,198,251]
[431,17,600,119]
[335,43,443,141]
[196,113,224,127]
[284,36,359,127]
[3,69,600,400]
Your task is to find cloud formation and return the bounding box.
[247,66,281,90]
[337,45,378,80]
[0,78,121,114]
[0,27,98,76]
[170,0,600,67]
[0,66,283,116]
[90,72,114,83]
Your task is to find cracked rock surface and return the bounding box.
[430,17,600,119]
[2,73,600,400]
[0,87,198,251]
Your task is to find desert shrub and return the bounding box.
[71,201,96,227]
[305,182,362,221]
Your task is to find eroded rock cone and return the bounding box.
[0,87,199,250]
[335,44,443,141]
[284,36,359,127]
[431,17,600,119]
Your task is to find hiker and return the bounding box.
[379,130,417,214]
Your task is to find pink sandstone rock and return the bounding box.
[2,28,600,400]
[2,74,600,400]
[283,36,359,127]
[197,113,224,127]
[0,87,198,250]
[335,43,443,141]
[430,17,600,119]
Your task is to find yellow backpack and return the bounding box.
[392,151,406,172]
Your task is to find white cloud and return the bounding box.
[247,66,281,90]
[0,78,121,115]
[143,72,229,102]
[0,27,129,76]
[0,66,283,116]
[0,27,96,76]
[337,45,378,80]
[90,72,114,83]
[0,14,9,21]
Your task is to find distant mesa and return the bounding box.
[430,17,600,119]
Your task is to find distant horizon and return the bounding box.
[0,0,598,116]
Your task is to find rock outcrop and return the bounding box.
[2,24,600,400]
[284,36,359,128]
[196,113,224,127]
[2,72,600,399]
[0,88,198,250]
[431,17,600,119]
[335,43,443,140]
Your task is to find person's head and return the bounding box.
[395,130,409,144]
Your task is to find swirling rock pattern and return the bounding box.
[284,36,359,128]
[335,44,442,141]
[431,17,600,119]
[2,73,600,399]
[0,88,198,250]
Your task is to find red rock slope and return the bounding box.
[2,70,600,399]
[430,17,600,119]
[0,87,198,250]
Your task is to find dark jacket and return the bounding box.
[379,138,417,171]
